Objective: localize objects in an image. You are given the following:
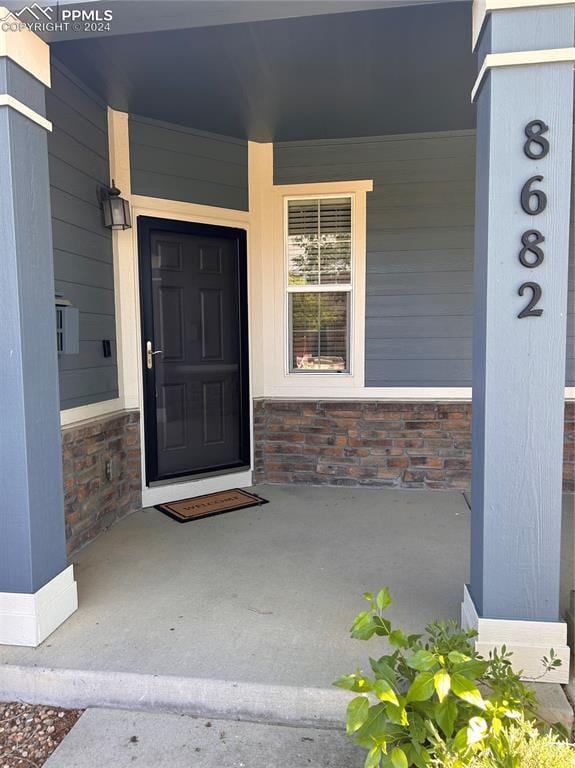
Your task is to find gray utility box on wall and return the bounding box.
[55,297,79,355]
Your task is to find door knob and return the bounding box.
[146,340,163,369]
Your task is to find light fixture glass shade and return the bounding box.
[101,183,132,230]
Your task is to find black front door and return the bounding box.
[138,217,250,484]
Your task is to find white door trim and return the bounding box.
[131,199,253,507]
[107,109,255,506]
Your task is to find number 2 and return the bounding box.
[518,282,543,318]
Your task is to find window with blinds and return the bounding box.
[286,196,352,373]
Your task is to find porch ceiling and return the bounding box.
[50,1,476,142]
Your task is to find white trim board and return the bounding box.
[260,387,473,400]
[142,470,253,508]
[472,0,575,50]
[0,8,50,86]
[0,565,77,647]
[471,48,575,101]
[0,95,52,131]
[60,398,124,427]
[461,585,570,683]
[60,388,575,426]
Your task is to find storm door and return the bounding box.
[138,217,249,484]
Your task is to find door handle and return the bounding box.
[146,340,163,369]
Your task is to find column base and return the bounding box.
[0,565,78,647]
[461,585,570,684]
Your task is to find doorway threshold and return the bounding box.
[142,468,252,507]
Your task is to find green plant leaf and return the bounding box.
[355,703,389,743]
[406,650,437,672]
[333,673,373,693]
[451,673,485,709]
[408,712,427,744]
[466,716,488,746]
[406,672,435,703]
[453,726,469,755]
[389,629,409,649]
[351,612,377,640]
[385,702,409,726]
[376,588,392,612]
[452,659,488,679]
[347,696,370,735]
[364,745,381,768]
[404,744,429,768]
[447,651,470,664]
[373,616,392,637]
[491,716,502,736]
[390,747,408,768]
[551,721,570,739]
[370,657,397,686]
[410,745,432,768]
[435,699,457,738]
[433,669,451,703]
[374,679,399,706]
[334,674,356,690]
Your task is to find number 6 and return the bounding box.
[520,176,547,215]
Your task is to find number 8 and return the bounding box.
[524,120,549,159]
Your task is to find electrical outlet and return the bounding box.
[104,459,113,482]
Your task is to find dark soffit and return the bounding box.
[51,1,476,142]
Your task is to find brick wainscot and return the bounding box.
[254,400,575,492]
[61,410,142,554]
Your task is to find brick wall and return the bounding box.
[61,410,142,554]
[254,400,575,492]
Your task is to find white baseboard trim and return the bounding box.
[142,470,254,508]
[461,585,570,684]
[0,565,78,647]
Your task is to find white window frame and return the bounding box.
[259,179,371,398]
[284,193,355,376]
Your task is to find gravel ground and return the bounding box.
[0,702,82,768]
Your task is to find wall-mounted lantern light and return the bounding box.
[98,180,132,230]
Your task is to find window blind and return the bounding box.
[287,197,352,286]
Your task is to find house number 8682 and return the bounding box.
[517,119,548,318]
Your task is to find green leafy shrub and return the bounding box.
[334,588,567,768]
[468,719,575,768]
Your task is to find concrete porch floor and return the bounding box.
[0,485,573,722]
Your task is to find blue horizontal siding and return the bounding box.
[275,130,575,387]
[275,131,475,387]
[129,114,248,211]
[48,58,118,410]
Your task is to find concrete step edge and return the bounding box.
[2,664,571,732]
[0,664,348,729]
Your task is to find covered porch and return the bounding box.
[0,485,573,718]
[0,0,574,713]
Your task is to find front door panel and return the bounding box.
[139,218,249,484]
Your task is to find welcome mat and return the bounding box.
[156,488,268,523]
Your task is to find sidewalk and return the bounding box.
[44,708,364,768]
